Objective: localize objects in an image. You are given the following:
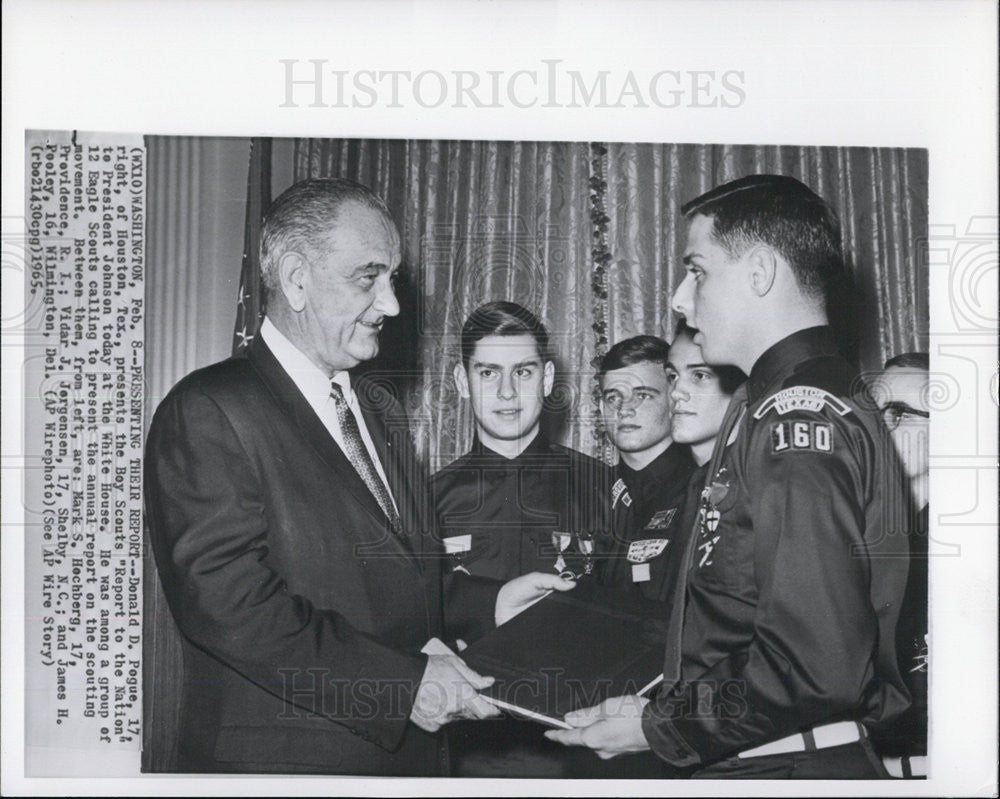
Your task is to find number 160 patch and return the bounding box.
[771,420,833,453]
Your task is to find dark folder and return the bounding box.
[458,580,669,728]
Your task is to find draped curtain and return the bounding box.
[602,144,928,370]
[296,140,928,468]
[296,140,602,470]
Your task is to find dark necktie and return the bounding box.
[329,381,403,536]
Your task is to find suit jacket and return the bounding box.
[145,337,496,774]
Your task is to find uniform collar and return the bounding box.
[619,442,694,497]
[470,430,551,464]
[747,325,839,404]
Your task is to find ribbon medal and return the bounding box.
[699,468,730,537]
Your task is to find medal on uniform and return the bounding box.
[697,487,713,537]
[552,531,595,579]
[552,531,571,574]
[577,533,595,577]
[707,469,731,506]
[704,508,721,532]
[699,468,730,538]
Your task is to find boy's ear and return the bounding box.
[542,360,555,397]
[747,245,778,297]
[454,362,470,399]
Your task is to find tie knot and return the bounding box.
[329,380,346,403]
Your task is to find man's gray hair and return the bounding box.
[259,178,395,294]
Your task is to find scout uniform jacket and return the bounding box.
[431,434,612,582]
[599,442,697,603]
[642,326,912,767]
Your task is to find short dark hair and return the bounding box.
[682,174,844,302]
[598,335,671,379]
[670,320,747,395]
[884,351,929,371]
[260,178,395,292]
[460,301,550,368]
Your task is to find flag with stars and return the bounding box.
[232,138,272,355]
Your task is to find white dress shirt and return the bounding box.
[259,317,398,513]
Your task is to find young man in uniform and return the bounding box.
[598,327,746,602]
[432,300,611,582]
[660,321,747,627]
[579,329,743,779]
[547,174,911,779]
[432,300,611,776]
[597,335,697,603]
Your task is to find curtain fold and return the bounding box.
[602,144,928,371]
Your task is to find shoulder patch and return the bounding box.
[770,420,834,454]
[612,478,633,508]
[753,386,852,419]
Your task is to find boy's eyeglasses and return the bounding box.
[880,401,929,432]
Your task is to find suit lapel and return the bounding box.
[356,380,422,560]
[356,379,443,640]
[246,339,417,564]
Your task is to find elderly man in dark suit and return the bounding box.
[145,178,569,774]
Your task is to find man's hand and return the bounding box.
[544,695,651,759]
[409,653,501,733]
[495,571,576,626]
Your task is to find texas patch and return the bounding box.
[627,538,669,563]
[753,386,852,419]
